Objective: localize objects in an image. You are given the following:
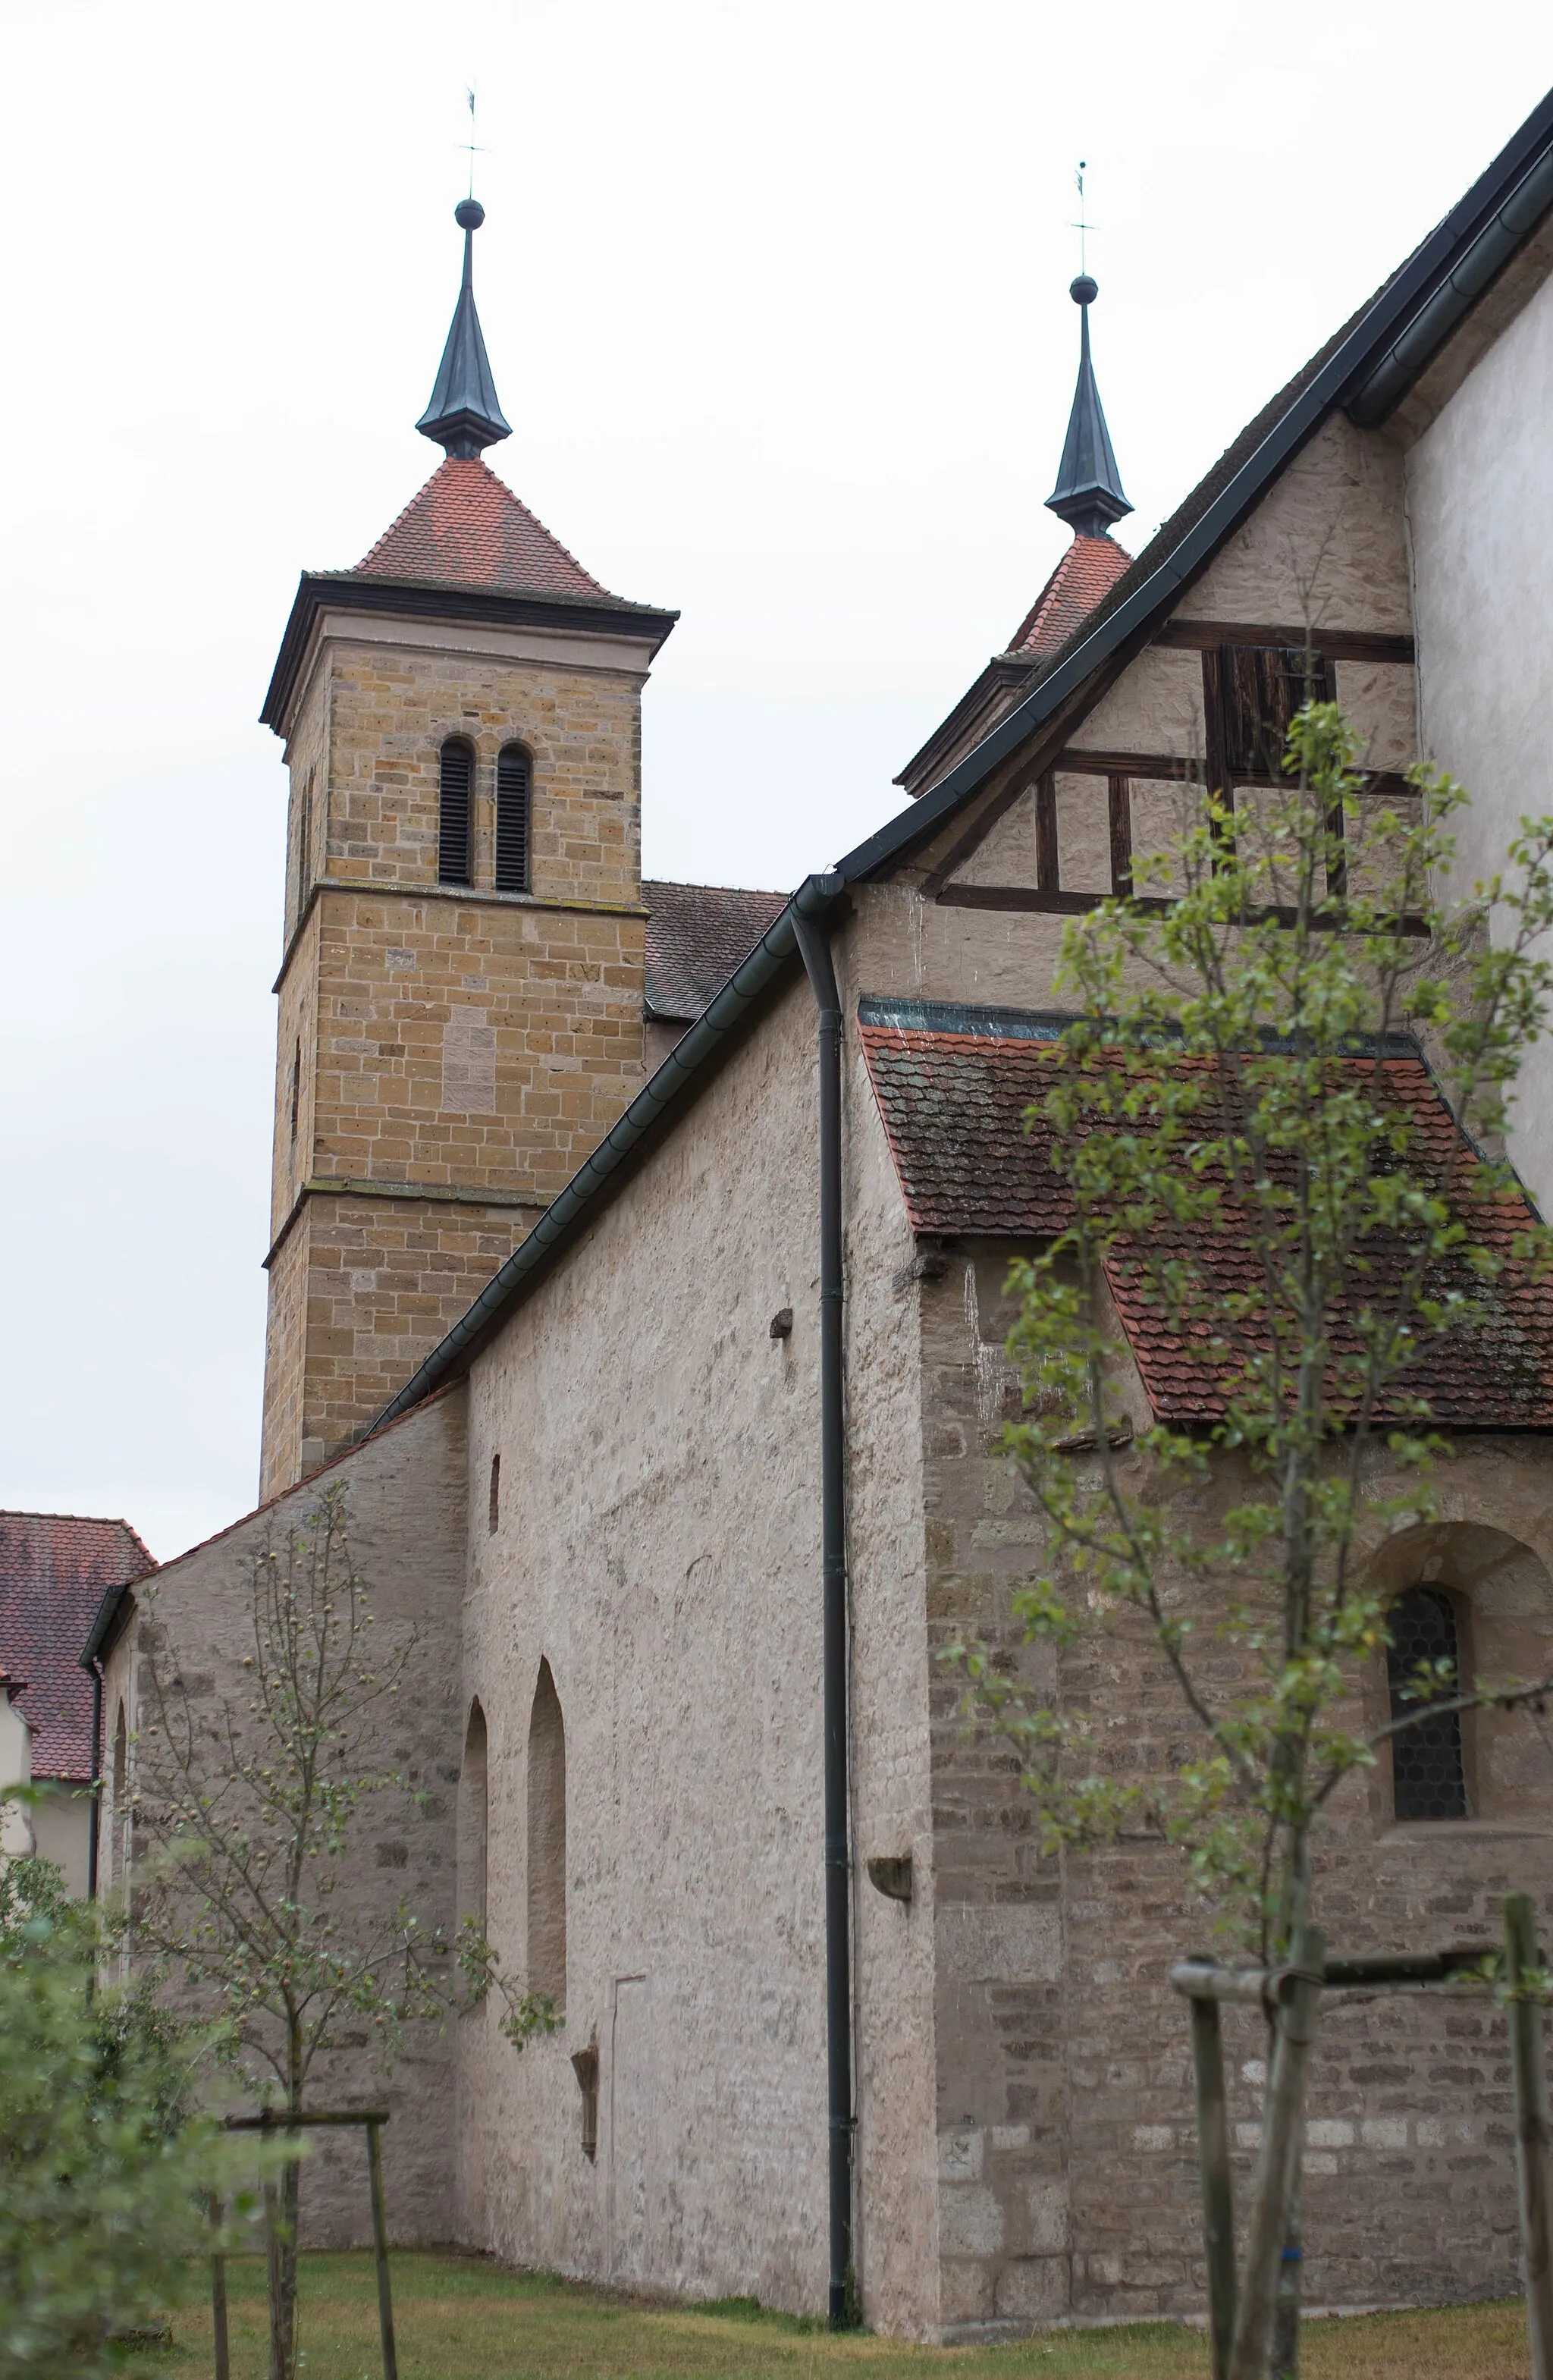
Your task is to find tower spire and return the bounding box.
[1045,273,1131,540]
[416,199,513,460]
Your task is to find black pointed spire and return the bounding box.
[1045,275,1131,538]
[416,199,513,460]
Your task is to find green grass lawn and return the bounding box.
[146,2251,1534,2380]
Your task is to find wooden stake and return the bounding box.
[1189,1993,1237,2380]
[366,2118,399,2380]
[1228,1925,1323,2380]
[1505,1894,1553,2380]
[209,2193,230,2380]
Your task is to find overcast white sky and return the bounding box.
[2,0,1550,1558]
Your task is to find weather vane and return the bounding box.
[460,86,488,200]
[1070,159,1096,278]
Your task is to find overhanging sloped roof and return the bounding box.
[365,86,1553,1433]
[840,84,1553,882]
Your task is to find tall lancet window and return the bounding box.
[496,744,532,894]
[458,1700,489,1928]
[438,738,474,886]
[527,1659,566,2014]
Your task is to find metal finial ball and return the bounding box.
[1070,273,1098,306]
[455,198,485,231]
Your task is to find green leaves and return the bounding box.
[0,1854,269,2379]
[949,697,1553,1958]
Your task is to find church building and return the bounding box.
[87,89,1553,2338]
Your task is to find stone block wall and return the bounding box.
[918,1237,1553,2330]
[261,1192,530,1499]
[99,1389,468,2247]
[261,629,654,1494]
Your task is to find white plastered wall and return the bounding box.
[458,957,940,2331]
[1407,264,1553,1210]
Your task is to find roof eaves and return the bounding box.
[369,872,850,1428]
[842,85,1553,884]
[260,571,679,734]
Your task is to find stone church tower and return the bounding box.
[258,199,676,1496]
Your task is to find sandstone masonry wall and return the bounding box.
[261,624,654,1492]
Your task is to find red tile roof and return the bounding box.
[861,1015,1553,1431]
[356,457,612,601]
[1006,532,1133,661]
[644,880,789,1024]
[0,1514,155,1781]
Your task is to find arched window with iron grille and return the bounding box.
[496,743,532,894]
[438,738,474,886]
[1387,1586,1468,1820]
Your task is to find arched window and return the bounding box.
[496,744,532,894]
[438,739,474,886]
[527,1659,566,2012]
[1388,1587,1467,1820]
[458,1700,489,1929]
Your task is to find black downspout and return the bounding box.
[86,1659,103,1900]
[792,908,853,2326]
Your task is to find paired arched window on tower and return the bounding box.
[438,739,474,886]
[497,744,532,893]
[1387,1586,1468,1821]
[438,738,532,893]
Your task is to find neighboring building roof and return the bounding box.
[858,1006,1553,1430]
[0,1514,155,1780]
[356,457,610,601]
[644,881,789,1023]
[1006,533,1134,662]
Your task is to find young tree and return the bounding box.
[0,1838,265,2378]
[130,1484,453,2380]
[952,697,1553,2380]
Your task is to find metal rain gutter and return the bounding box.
[1347,137,1553,425]
[372,869,848,1429]
[836,89,1553,881]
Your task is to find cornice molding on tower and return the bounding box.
[263,1176,547,1273]
[261,570,679,742]
[271,876,652,996]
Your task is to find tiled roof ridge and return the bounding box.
[0,1507,153,1552]
[643,875,787,898]
[1005,532,1134,662]
[355,456,612,600]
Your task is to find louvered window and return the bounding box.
[1210,647,1336,779]
[438,739,474,886]
[1387,1586,1468,1820]
[496,743,532,894]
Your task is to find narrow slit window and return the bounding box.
[1387,1586,1467,1820]
[488,1452,500,1534]
[527,1659,566,2013]
[458,1700,489,1928]
[496,744,532,894]
[290,1037,301,1144]
[438,739,474,886]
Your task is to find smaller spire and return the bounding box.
[416,199,513,460]
[1045,275,1132,540]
